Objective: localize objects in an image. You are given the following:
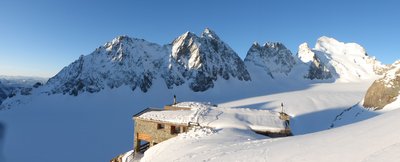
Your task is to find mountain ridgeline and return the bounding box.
[46,28,387,96]
[0,76,46,104]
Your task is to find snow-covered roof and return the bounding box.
[136,109,194,125]
[135,102,211,124]
[135,102,287,132]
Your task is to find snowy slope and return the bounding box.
[312,36,386,82]
[330,61,400,128]
[141,102,400,162]
[0,78,375,162]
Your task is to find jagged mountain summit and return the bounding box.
[47,36,167,95]
[47,28,251,95]
[244,42,297,78]
[167,29,251,91]
[243,36,386,81]
[35,29,389,97]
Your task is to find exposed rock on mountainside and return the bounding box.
[297,43,332,80]
[22,30,389,97]
[167,28,251,91]
[243,36,385,81]
[244,42,297,78]
[47,28,251,95]
[363,61,400,110]
[47,36,166,95]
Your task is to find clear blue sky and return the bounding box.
[1,0,399,78]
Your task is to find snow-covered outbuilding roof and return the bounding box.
[135,102,288,133]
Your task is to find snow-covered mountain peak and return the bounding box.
[245,41,297,78]
[42,30,252,95]
[297,42,333,80]
[171,31,201,68]
[311,36,386,82]
[252,41,260,47]
[46,35,168,95]
[248,42,261,51]
[168,29,251,91]
[24,32,390,97]
[263,42,287,49]
[181,31,197,39]
[315,36,367,57]
[171,32,198,46]
[100,36,166,62]
[108,35,130,45]
[201,28,220,40]
[297,43,315,63]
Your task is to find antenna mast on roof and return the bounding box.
[173,94,177,105]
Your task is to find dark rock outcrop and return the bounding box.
[297,43,332,80]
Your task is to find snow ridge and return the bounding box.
[313,36,386,82]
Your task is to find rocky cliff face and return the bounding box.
[363,61,400,110]
[46,28,251,95]
[166,29,250,91]
[244,42,297,78]
[297,43,332,80]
